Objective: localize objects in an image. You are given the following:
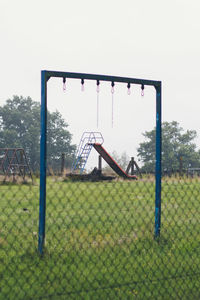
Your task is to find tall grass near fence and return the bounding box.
[0,177,200,299]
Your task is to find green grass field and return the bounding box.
[0,177,200,299]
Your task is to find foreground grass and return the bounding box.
[0,177,200,299]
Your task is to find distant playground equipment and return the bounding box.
[71,132,104,174]
[71,132,139,180]
[0,148,33,182]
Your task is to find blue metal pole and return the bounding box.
[38,71,47,254]
[155,83,162,238]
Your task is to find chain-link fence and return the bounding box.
[0,174,200,299]
[1,72,199,299]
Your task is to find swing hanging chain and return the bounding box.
[81,79,84,91]
[63,78,66,91]
[141,84,145,97]
[96,80,100,128]
[111,82,115,128]
[112,93,114,128]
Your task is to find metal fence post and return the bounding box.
[155,83,162,238]
[38,71,48,254]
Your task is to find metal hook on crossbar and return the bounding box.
[63,78,66,91]
[96,80,100,93]
[111,81,115,94]
[81,79,84,92]
[141,84,145,97]
[127,82,131,95]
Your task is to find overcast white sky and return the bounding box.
[0,0,200,169]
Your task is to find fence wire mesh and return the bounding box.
[0,174,200,299]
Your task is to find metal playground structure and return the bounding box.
[39,70,162,254]
[0,148,32,182]
[71,131,138,179]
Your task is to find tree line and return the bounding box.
[0,96,76,172]
[137,121,200,173]
[105,122,200,175]
[0,96,199,175]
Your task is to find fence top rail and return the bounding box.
[42,70,161,88]
[0,148,24,151]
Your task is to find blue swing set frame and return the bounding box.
[39,70,162,254]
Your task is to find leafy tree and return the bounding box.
[0,96,76,171]
[103,151,130,173]
[112,151,130,170]
[137,121,200,173]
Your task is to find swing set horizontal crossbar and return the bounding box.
[42,70,161,88]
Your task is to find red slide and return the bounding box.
[93,143,137,179]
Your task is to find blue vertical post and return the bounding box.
[38,71,48,254]
[155,83,162,238]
